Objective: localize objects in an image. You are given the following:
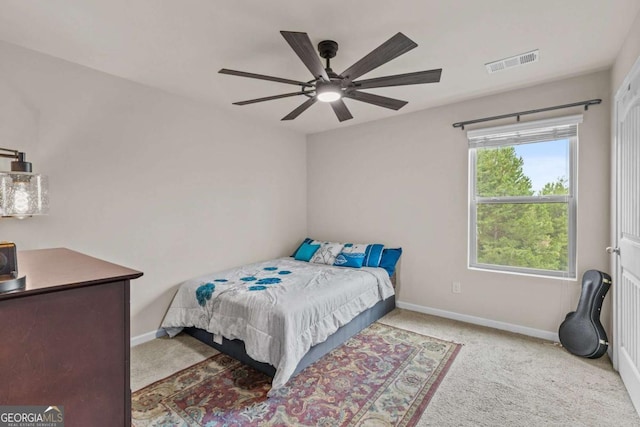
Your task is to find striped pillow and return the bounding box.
[363,244,385,267]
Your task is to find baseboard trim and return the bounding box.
[131,328,167,347]
[396,301,559,342]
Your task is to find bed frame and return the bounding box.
[184,294,396,378]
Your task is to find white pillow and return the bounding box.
[341,243,368,254]
[310,241,345,265]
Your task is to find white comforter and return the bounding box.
[161,257,394,393]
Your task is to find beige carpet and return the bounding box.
[131,309,639,426]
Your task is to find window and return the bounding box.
[468,115,580,278]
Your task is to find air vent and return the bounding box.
[485,50,539,74]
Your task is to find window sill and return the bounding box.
[468,265,577,281]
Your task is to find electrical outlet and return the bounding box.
[452,281,461,294]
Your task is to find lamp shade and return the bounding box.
[0,172,49,218]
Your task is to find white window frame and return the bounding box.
[467,115,581,279]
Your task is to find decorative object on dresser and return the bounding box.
[0,241,25,293]
[0,248,142,427]
[0,147,49,219]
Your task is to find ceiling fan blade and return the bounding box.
[280,31,329,81]
[233,92,308,106]
[219,69,313,87]
[330,99,354,122]
[340,32,417,82]
[354,69,442,90]
[344,91,407,110]
[282,97,317,120]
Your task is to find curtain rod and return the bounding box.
[452,99,602,130]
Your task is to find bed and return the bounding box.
[162,254,396,394]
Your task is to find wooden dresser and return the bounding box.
[0,248,143,427]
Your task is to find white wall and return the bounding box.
[0,41,307,337]
[612,10,640,93]
[307,70,611,336]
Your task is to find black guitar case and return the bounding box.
[559,270,612,359]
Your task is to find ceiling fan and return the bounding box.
[219,31,442,122]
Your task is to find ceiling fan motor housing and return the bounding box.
[318,40,338,59]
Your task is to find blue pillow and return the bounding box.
[294,242,321,262]
[334,252,365,268]
[363,244,384,267]
[379,248,402,277]
[291,237,313,257]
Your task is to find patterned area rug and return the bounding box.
[132,323,461,426]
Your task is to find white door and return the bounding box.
[614,56,640,414]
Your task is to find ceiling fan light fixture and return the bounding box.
[221,31,442,121]
[315,81,342,103]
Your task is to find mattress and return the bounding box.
[161,257,395,393]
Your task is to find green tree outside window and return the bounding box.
[475,146,569,272]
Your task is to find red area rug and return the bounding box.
[132,323,461,426]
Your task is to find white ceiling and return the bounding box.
[0,0,638,134]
